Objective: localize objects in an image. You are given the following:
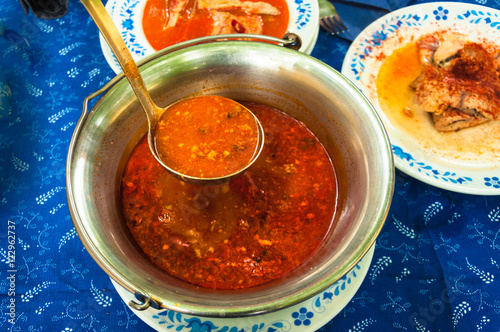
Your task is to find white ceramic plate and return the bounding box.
[342,2,500,195]
[100,0,319,74]
[112,245,374,332]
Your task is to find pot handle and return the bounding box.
[80,32,301,119]
[129,293,161,311]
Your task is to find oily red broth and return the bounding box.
[121,102,339,289]
[142,0,290,51]
[154,96,260,179]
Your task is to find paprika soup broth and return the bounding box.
[142,0,290,50]
[154,96,261,179]
[121,102,340,290]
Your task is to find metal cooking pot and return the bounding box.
[66,35,394,318]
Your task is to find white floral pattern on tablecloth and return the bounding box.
[1,0,500,331]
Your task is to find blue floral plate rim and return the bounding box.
[100,0,319,74]
[111,246,374,332]
[341,2,500,196]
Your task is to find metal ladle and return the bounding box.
[81,0,264,185]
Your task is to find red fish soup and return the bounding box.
[121,102,340,289]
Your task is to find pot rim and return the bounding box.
[67,37,394,317]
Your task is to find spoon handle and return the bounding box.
[81,0,160,121]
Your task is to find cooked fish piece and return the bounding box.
[165,0,189,28]
[417,34,465,68]
[210,11,264,34]
[417,34,440,66]
[416,65,500,119]
[432,39,464,69]
[210,11,232,34]
[451,43,499,82]
[198,0,280,15]
[415,43,500,131]
[432,109,490,132]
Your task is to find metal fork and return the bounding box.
[319,0,348,35]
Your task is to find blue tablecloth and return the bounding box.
[1,0,500,331]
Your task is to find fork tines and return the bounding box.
[320,15,348,35]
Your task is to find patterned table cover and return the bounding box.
[1,0,500,331]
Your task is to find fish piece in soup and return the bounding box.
[165,0,189,28]
[198,0,280,15]
[210,11,264,34]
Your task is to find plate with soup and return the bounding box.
[111,245,374,331]
[342,2,500,195]
[100,0,319,73]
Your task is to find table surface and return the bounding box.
[1,0,500,331]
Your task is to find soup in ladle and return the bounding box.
[154,95,261,179]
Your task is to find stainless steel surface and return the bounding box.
[67,40,394,317]
[319,0,349,35]
[81,0,265,185]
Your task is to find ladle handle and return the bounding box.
[81,32,302,120]
[81,0,159,121]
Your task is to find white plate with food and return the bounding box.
[342,2,500,195]
[112,245,374,332]
[100,0,319,74]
